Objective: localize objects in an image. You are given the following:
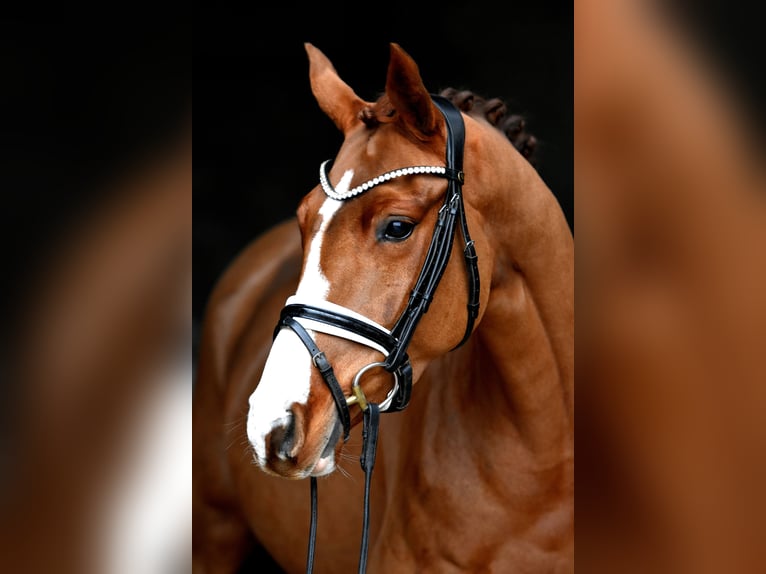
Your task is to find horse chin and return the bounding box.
[309,416,342,477]
[257,452,335,480]
[309,454,336,477]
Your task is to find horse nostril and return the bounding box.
[269,414,295,460]
[268,407,305,461]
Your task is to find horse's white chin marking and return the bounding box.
[310,455,335,477]
[247,173,351,467]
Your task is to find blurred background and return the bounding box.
[576,1,765,572]
[0,19,191,574]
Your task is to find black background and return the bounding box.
[193,6,575,339]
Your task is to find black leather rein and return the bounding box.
[271,95,479,574]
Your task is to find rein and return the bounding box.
[272,95,479,573]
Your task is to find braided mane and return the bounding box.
[359,87,539,168]
[439,87,538,168]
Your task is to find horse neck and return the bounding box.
[446,145,574,461]
[372,134,574,561]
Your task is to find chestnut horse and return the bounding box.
[193,43,573,573]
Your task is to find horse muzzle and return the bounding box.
[249,398,344,479]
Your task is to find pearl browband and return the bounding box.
[319,159,448,201]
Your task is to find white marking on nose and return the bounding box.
[247,170,352,463]
[246,330,311,461]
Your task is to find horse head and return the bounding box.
[247,43,501,479]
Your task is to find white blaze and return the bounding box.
[246,170,352,464]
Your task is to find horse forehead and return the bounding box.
[300,179,347,230]
[337,125,443,176]
[307,172,352,231]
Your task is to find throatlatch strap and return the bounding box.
[432,94,479,349]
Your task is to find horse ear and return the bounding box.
[385,43,440,136]
[305,43,366,134]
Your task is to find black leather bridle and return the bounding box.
[272,95,479,573]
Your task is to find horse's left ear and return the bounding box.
[385,43,440,136]
[306,43,366,134]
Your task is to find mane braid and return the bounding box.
[439,87,539,168]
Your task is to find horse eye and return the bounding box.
[382,219,415,241]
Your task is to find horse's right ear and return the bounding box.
[305,43,366,134]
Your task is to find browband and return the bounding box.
[320,162,451,201]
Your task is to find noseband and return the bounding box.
[272,96,480,573]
